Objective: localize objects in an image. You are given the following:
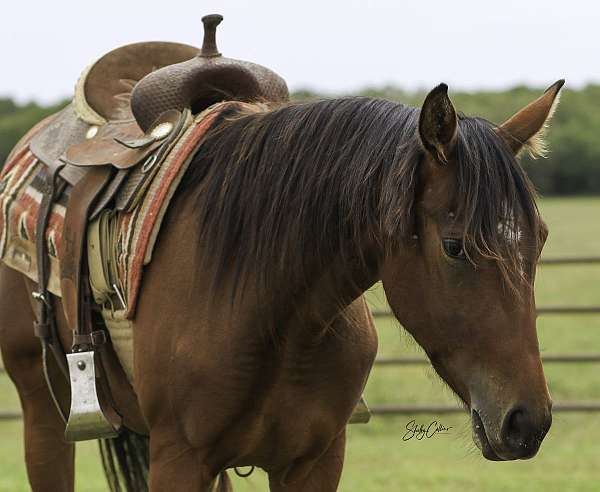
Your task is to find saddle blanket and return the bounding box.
[0,105,223,318]
[0,148,66,294]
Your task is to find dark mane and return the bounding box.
[183,97,540,301]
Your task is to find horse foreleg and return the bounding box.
[14,363,75,492]
[0,264,74,491]
[148,430,224,492]
[268,429,346,492]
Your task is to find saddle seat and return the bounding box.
[75,42,199,125]
[29,41,198,186]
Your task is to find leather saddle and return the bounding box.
[23,14,289,439]
[31,10,289,337]
[30,14,288,187]
[28,12,289,341]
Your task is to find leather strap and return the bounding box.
[60,166,113,351]
[33,165,69,379]
[32,165,70,422]
[59,166,123,433]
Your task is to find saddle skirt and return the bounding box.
[0,148,66,294]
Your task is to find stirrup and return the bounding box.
[64,350,120,441]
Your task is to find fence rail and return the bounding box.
[375,353,600,366]
[540,256,600,265]
[370,401,600,416]
[373,305,600,318]
[372,256,600,319]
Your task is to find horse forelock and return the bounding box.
[454,115,542,291]
[182,97,541,304]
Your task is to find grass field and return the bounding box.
[1,197,599,491]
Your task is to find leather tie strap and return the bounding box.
[33,165,69,379]
[32,165,70,421]
[34,165,64,326]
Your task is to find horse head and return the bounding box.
[381,81,563,460]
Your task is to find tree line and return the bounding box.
[2,84,599,195]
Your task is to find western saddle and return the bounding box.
[30,14,288,186]
[25,14,290,440]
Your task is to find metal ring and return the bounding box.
[234,466,255,478]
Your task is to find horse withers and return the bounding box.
[0,79,562,490]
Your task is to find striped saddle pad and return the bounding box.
[0,104,224,318]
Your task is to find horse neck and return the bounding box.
[296,255,380,326]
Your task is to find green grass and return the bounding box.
[1,197,599,491]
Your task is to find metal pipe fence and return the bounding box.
[373,305,600,318]
[374,353,600,366]
[0,256,599,420]
[370,401,600,416]
[539,256,600,265]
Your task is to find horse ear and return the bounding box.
[418,83,458,166]
[499,79,565,157]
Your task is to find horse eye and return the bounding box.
[442,238,465,259]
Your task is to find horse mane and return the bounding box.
[182,97,540,303]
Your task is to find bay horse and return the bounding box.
[0,80,563,491]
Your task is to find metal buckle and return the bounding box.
[141,153,158,173]
[64,351,119,441]
[90,330,107,346]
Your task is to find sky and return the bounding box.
[1,0,597,104]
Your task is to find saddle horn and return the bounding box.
[200,14,222,57]
[131,14,289,132]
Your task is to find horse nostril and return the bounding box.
[501,406,533,454]
[500,404,551,459]
[507,408,526,435]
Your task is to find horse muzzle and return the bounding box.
[471,403,552,461]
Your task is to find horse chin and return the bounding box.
[471,410,506,461]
